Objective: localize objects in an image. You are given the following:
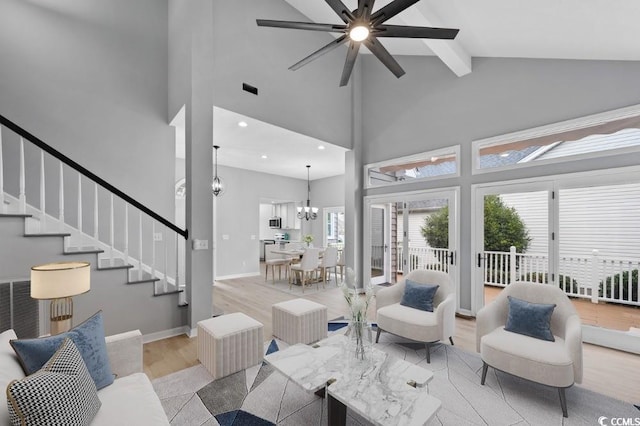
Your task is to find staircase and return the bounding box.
[0,114,188,336]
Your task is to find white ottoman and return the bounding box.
[272,299,328,344]
[197,312,264,379]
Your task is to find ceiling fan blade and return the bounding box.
[370,0,420,25]
[290,35,349,71]
[363,37,405,78]
[325,0,355,23]
[357,0,375,19]
[339,41,361,87]
[257,19,346,33]
[375,25,459,39]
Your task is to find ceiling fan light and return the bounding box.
[349,25,369,42]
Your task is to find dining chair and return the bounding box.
[317,246,338,287]
[290,248,321,293]
[337,250,345,282]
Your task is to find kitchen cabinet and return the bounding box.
[283,202,301,230]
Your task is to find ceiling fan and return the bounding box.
[257,0,459,87]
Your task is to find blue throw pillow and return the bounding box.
[504,296,556,342]
[400,280,439,312]
[10,311,114,389]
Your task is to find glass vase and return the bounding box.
[347,319,372,361]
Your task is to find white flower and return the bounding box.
[339,267,374,323]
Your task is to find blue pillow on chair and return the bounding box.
[400,280,439,312]
[10,311,114,389]
[505,296,556,342]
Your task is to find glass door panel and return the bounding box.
[558,183,640,332]
[370,204,390,285]
[475,187,550,306]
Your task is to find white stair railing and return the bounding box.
[0,117,188,304]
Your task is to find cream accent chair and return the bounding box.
[375,270,456,363]
[476,282,583,418]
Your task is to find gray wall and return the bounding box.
[211,0,352,149]
[0,0,174,220]
[309,174,346,245]
[361,56,640,311]
[214,165,307,278]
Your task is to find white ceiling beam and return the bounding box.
[399,2,472,77]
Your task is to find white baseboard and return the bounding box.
[142,326,190,344]
[582,325,640,355]
[216,272,261,280]
[188,327,197,338]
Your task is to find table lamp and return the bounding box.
[31,261,91,335]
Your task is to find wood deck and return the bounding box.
[143,274,640,405]
[484,285,640,331]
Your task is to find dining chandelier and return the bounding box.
[211,145,224,197]
[297,165,318,221]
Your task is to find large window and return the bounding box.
[365,146,460,189]
[473,105,640,174]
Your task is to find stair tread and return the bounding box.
[97,258,134,270]
[64,246,104,255]
[127,277,161,284]
[154,289,184,297]
[0,213,32,218]
[24,233,71,237]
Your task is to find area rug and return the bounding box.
[152,329,638,426]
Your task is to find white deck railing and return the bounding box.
[392,243,639,306]
[482,246,639,307]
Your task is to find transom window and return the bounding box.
[473,105,640,174]
[365,146,460,189]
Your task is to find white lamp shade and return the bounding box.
[31,261,91,299]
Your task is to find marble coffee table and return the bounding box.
[264,334,441,426]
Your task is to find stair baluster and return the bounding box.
[39,151,46,231]
[151,220,156,285]
[163,224,168,293]
[138,210,143,280]
[109,193,115,265]
[93,182,99,240]
[77,173,82,246]
[124,203,129,266]
[19,138,26,213]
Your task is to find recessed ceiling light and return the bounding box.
[430,156,439,162]
[238,121,248,128]
[261,154,268,159]
[318,145,325,150]
[500,151,511,158]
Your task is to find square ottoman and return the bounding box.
[197,312,264,379]
[272,298,328,344]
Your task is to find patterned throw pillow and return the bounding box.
[6,338,102,426]
[10,311,114,389]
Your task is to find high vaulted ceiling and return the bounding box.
[282,0,640,77]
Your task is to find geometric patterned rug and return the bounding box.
[152,324,639,425]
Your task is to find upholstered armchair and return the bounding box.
[375,270,456,363]
[476,282,583,418]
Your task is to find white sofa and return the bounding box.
[1,329,169,425]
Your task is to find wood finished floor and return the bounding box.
[143,274,640,405]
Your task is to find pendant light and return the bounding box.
[297,165,318,221]
[212,145,224,197]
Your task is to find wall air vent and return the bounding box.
[242,83,258,96]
